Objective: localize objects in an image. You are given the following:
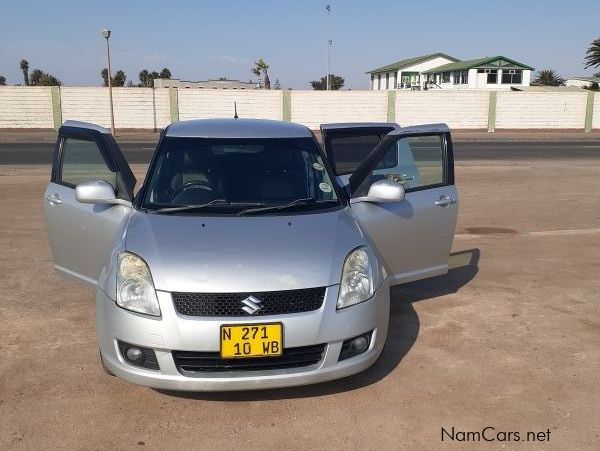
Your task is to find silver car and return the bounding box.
[44,118,458,391]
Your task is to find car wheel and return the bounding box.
[99,350,115,377]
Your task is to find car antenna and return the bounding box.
[234,102,238,119]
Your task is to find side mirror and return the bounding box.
[76,180,131,206]
[351,179,405,204]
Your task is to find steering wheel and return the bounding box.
[171,180,213,199]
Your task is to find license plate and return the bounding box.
[220,323,283,359]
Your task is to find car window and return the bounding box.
[142,137,339,213]
[60,137,116,187]
[355,134,446,196]
[328,135,381,176]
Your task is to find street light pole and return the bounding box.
[101,28,116,135]
[326,3,332,90]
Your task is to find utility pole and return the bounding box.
[326,3,332,90]
[101,28,116,135]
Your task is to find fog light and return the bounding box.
[117,340,159,370]
[352,336,369,353]
[338,331,372,361]
[126,347,143,362]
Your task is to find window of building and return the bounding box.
[441,72,451,83]
[386,72,390,89]
[501,69,523,84]
[485,69,498,84]
[452,71,468,85]
[378,74,381,90]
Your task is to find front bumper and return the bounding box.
[96,283,390,391]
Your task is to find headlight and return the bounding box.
[117,252,161,316]
[337,247,374,309]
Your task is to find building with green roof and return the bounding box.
[367,53,534,91]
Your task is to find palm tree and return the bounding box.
[251,58,271,89]
[584,37,600,69]
[20,59,29,86]
[533,69,565,87]
[29,69,44,86]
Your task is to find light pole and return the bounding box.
[326,3,332,90]
[101,28,116,135]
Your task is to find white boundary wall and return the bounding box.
[0,87,597,130]
[395,91,489,128]
[0,87,54,128]
[178,90,282,121]
[496,92,588,129]
[290,91,388,129]
[593,92,600,130]
[61,87,170,129]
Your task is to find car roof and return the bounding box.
[165,118,313,139]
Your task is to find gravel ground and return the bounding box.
[1,158,599,450]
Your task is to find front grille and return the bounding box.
[172,287,326,317]
[172,344,326,373]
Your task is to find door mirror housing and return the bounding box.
[76,180,131,206]
[351,179,405,204]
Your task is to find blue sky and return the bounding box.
[1,0,599,89]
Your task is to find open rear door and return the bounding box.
[348,124,458,285]
[43,121,136,287]
[320,123,399,185]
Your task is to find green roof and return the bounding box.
[366,53,459,74]
[423,56,534,73]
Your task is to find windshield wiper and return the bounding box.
[236,197,337,216]
[153,199,265,214]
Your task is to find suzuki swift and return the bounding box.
[44,118,458,391]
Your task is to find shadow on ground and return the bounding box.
[158,248,480,401]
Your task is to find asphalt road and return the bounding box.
[0,141,599,165]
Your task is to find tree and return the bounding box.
[139,69,151,87]
[101,68,126,87]
[28,68,61,86]
[251,58,271,89]
[310,74,345,90]
[584,37,600,69]
[274,78,281,90]
[138,68,171,87]
[533,69,565,87]
[0,75,6,86]
[20,59,29,86]
[159,67,172,79]
[113,70,126,87]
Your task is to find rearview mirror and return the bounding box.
[351,179,405,204]
[76,180,131,206]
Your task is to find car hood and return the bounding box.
[125,208,364,293]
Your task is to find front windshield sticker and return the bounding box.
[312,162,324,171]
[319,182,332,193]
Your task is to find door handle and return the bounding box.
[45,193,62,205]
[434,195,456,207]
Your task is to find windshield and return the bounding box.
[142,137,340,214]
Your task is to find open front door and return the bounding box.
[320,123,399,185]
[348,124,458,285]
[43,121,136,287]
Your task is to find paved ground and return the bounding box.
[1,156,599,450]
[1,141,600,165]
